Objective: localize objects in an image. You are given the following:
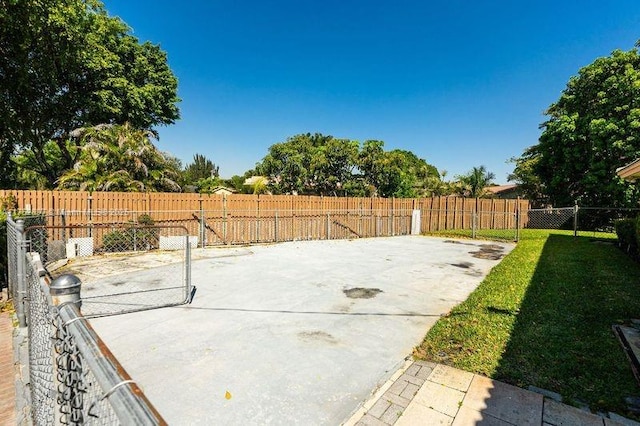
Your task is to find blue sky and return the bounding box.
[104,0,640,184]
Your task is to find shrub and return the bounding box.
[615,218,637,253]
[101,215,158,252]
[102,230,132,252]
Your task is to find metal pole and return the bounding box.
[15,219,27,327]
[6,212,12,300]
[185,235,191,301]
[199,199,205,248]
[88,195,93,238]
[256,197,260,243]
[326,213,331,240]
[391,198,395,236]
[61,209,67,243]
[515,203,520,242]
[223,194,228,244]
[472,211,477,239]
[574,202,579,237]
[50,273,82,307]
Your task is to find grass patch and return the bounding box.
[415,229,640,416]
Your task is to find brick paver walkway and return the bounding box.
[0,312,16,425]
[345,360,640,426]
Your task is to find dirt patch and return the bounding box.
[469,244,505,260]
[450,262,474,269]
[343,287,383,299]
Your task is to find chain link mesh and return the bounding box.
[6,216,19,304]
[25,254,56,424]
[476,211,518,241]
[525,207,576,230]
[53,309,120,425]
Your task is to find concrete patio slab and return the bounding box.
[84,236,514,424]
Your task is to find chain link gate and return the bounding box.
[6,213,196,423]
[23,223,194,318]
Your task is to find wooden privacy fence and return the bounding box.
[0,190,531,244]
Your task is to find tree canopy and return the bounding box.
[511,42,640,208]
[0,0,180,188]
[255,133,442,197]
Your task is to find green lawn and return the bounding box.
[415,229,640,416]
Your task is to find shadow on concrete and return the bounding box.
[176,305,443,317]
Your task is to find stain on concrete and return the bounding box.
[343,287,383,299]
[298,331,338,344]
[450,261,474,269]
[469,244,505,260]
[444,240,475,246]
[110,281,126,287]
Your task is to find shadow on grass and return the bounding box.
[493,234,640,413]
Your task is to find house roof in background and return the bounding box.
[486,184,518,195]
[617,159,640,181]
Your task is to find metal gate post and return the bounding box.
[185,235,191,301]
[573,202,579,237]
[15,219,27,327]
[515,208,520,242]
[472,211,477,239]
[199,199,204,248]
[327,213,331,240]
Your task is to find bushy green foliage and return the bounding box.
[512,42,640,208]
[56,124,181,192]
[183,154,219,186]
[101,215,158,252]
[455,165,496,198]
[615,218,638,253]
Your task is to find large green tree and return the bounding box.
[514,42,640,208]
[359,141,441,197]
[256,134,442,197]
[56,123,181,192]
[256,133,360,196]
[0,0,180,188]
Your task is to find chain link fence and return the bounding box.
[420,209,519,242]
[20,208,420,247]
[25,252,166,424]
[523,206,640,236]
[525,207,577,230]
[6,211,193,423]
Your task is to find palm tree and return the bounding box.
[56,123,181,192]
[456,165,496,198]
